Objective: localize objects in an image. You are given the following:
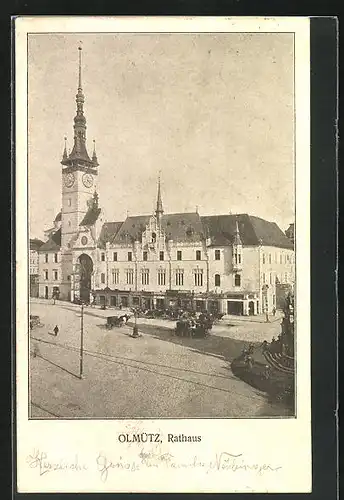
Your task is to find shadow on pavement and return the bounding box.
[129,321,252,364]
[37,352,80,379]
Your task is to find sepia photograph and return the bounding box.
[16,17,312,494]
[28,32,296,420]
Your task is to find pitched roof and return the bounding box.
[201,214,293,249]
[98,222,123,247]
[98,213,293,249]
[30,238,44,251]
[80,207,101,226]
[112,215,151,244]
[110,212,205,245]
[249,216,294,249]
[39,228,61,251]
[161,212,204,242]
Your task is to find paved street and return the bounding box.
[29,299,290,419]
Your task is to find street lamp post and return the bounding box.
[132,308,139,337]
[79,302,84,379]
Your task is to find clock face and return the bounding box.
[64,172,75,188]
[81,236,88,246]
[82,173,94,188]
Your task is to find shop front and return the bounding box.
[224,292,259,316]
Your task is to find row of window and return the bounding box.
[101,270,241,288]
[102,249,223,262]
[43,269,59,280]
[262,252,294,265]
[44,253,59,263]
[263,272,292,284]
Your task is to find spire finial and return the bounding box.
[155,172,163,219]
[78,43,83,90]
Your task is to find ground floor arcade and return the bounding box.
[92,289,261,316]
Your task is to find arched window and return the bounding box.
[234,274,241,287]
[151,232,156,243]
[215,274,221,287]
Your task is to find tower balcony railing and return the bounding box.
[232,261,243,272]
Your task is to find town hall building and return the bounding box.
[37,47,295,316]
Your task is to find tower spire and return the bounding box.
[155,173,164,220]
[61,44,94,167]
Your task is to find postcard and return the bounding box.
[15,16,311,493]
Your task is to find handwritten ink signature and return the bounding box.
[26,449,88,476]
[26,449,282,481]
[95,450,282,481]
[210,452,282,475]
[96,452,140,482]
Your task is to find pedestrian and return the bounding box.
[272,307,276,316]
[53,325,59,336]
[265,311,270,323]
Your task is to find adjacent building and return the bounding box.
[29,238,44,297]
[36,47,295,315]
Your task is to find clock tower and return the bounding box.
[60,46,99,250]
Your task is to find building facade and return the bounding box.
[29,238,44,297]
[36,48,295,315]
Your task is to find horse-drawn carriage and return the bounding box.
[29,315,43,330]
[174,317,212,338]
[105,314,130,330]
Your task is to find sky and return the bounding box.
[28,33,294,240]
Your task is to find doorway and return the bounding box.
[248,301,255,315]
[227,301,243,315]
[156,298,164,309]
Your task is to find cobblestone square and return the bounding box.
[29,299,290,419]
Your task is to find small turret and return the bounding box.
[92,139,99,167]
[233,219,242,246]
[232,217,243,271]
[62,136,68,162]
